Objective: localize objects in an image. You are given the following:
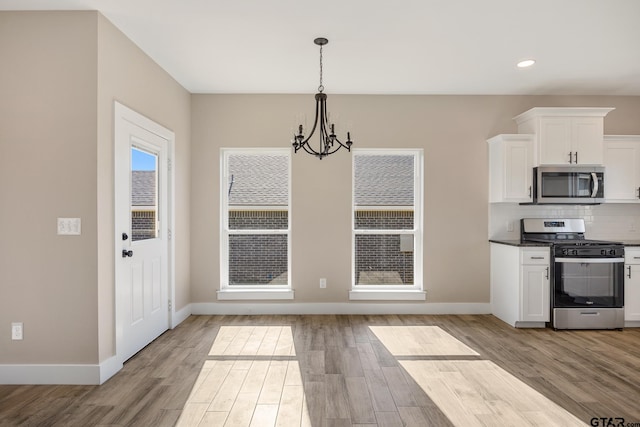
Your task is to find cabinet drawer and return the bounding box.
[521,250,549,265]
[625,250,640,264]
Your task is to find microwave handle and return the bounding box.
[591,172,599,197]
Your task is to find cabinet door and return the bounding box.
[521,265,550,322]
[504,140,533,201]
[539,118,572,165]
[573,117,604,165]
[604,138,640,202]
[625,264,640,321]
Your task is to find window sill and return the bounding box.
[349,289,426,301]
[217,289,294,300]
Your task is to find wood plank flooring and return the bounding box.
[1,315,640,426]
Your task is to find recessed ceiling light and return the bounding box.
[517,59,536,68]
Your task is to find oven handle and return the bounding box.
[591,172,599,197]
[555,257,624,263]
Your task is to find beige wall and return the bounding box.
[191,95,640,304]
[0,11,99,364]
[0,11,190,366]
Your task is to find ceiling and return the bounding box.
[2,0,640,95]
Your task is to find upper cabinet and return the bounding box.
[514,107,614,166]
[604,135,640,202]
[488,134,534,203]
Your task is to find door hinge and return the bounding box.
[168,299,172,311]
[168,228,172,240]
[167,158,172,172]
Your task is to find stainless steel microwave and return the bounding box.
[533,166,604,204]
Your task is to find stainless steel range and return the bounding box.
[521,218,625,330]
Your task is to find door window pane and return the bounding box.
[131,147,158,241]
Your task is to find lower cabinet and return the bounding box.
[625,248,640,324]
[521,264,550,322]
[491,243,550,327]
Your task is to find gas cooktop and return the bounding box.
[520,218,622,247]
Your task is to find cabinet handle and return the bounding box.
[531,256,545,259]
[637,187,640,199]
[575,152,578,164]
[634,256,640,259]
[568,152,573,164]
[628,265,632,279]
[545,267,549,279]
[528,186,532,197]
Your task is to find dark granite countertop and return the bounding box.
[622,241,640,247]
[489,239,552,247]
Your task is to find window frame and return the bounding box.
[349,148,425,300]
[218,147,293,300]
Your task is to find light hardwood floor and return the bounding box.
[1,315,639,426]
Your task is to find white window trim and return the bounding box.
[219,148,293,300]
[350,148,424,301]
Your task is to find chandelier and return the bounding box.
[292,37,353,160]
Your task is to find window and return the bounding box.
[131,147,158,241]
[219,148,293,299]
[350,149,424,300]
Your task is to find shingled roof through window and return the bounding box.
[354,155,414,206]
[228,154,288,206]
[132,171,156,206]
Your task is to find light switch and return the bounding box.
[57,218,81,235]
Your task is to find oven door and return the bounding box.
[553,257,624,308]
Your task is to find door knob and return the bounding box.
[122,249,133,258]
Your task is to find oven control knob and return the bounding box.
[609,249,616,255]
[571,249,578,256]
[562,249,568,256]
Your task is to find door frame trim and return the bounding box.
[114,101,175,364]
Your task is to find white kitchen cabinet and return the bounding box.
[514,107,614,166]
[521,264,550,322]
[491,243,550,327]
[487,134,534,203]
[625,248,640,325]
[604,135,640,202]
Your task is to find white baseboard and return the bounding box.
[99,355,122,384]
[0,356,124,385]
[172,303,193,328]
[191,302,491,315]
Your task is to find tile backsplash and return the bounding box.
[490,203,640,241]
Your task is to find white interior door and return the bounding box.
[115,103,172,362]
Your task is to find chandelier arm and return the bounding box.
[322,141,348,155]
[299,96,321,147]
[319,99,331,153]
[301,143,320,156]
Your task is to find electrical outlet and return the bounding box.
[11,322,23,340]
[319,278,327,289]
[506,221,514,232]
